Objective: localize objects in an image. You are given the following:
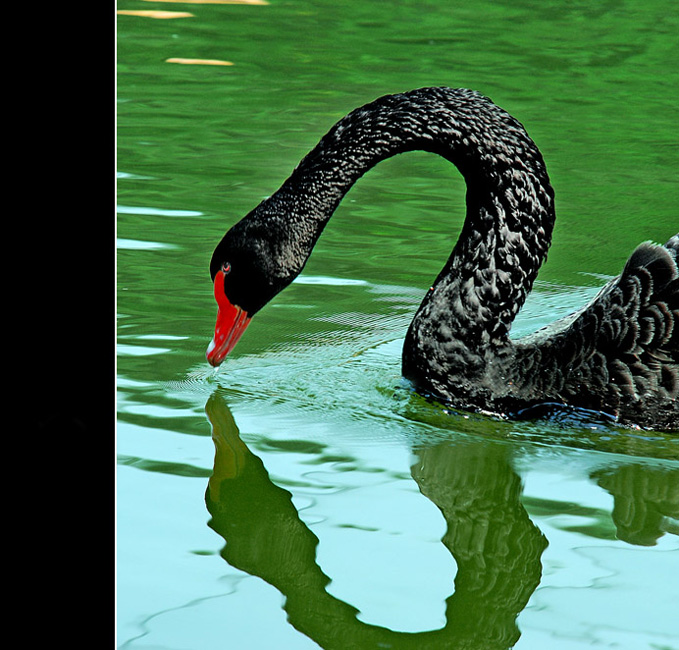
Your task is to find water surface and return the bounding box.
[117,1,678,648]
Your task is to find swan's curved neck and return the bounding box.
[255,87,555,356]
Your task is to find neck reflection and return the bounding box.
[204,393,547,649]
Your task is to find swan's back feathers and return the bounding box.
[543,235,679,428]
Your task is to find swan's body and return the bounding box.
[207,87,679,431]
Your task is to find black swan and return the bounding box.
[206,87,679,431]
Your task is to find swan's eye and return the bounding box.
[221,262,232,275]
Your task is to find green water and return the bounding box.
[117,1,678,648]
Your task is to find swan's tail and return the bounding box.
[551,233,678,429]
[664,233,679,259]
[600,234,679,428]
[619,235,678,360]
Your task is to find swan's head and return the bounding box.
[206,213,300,367]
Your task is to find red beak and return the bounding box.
[206,269,252,367]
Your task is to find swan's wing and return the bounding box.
[527,235,678,425]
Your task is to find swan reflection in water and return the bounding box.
[204,393,678,649]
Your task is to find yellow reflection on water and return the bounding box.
[117,10,194,18]
[166,58,234,66]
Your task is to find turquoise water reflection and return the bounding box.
[118,380,679,649]
[117,0,678,647]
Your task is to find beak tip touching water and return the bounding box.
[206,337,221,367]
